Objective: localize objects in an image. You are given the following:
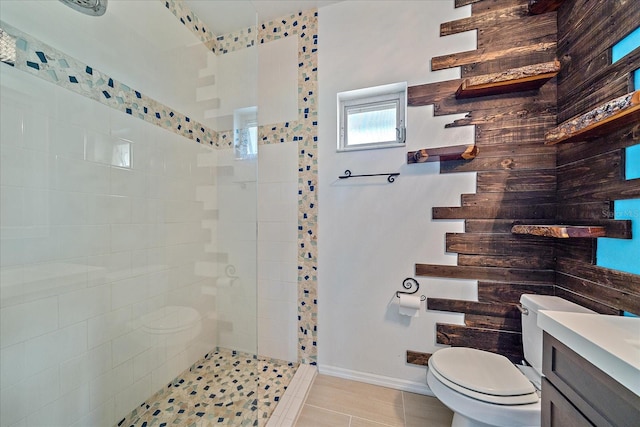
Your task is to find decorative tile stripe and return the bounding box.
[255,9,319,365]
[162,0,257,56]
[0,21,220,147]
[162,0,217,48]
[218,26,257,54]
[118,347,298,427]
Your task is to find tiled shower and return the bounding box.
[0,1,312,425]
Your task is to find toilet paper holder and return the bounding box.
[396,278,426,301]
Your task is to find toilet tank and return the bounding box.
[519,294,595,376]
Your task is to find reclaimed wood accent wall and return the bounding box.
[554,0,640,314]
[408,0,640,365]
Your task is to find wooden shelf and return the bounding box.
[512,224,606,238]
[545,90,640,145]
[456,60,561,99]
[529,0,566,15]
[408,144,478,164]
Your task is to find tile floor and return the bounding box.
[295,375,453,427]
[118,348,298,427]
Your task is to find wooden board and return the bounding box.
[407,144,477,164]
[529,0,565,15]
[406,350,430,366]
[455,60,560,99]
[545,91,640,145]
[431,42,557,71]
[415,264,555,283]
[436,324,523,363]
[511,224,607,238]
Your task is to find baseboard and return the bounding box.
[318,365,434,396]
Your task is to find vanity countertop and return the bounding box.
[538,311,640,396]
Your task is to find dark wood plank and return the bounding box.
[557,123,640,167]
[459,253,555,270]
[434,204,556,220]
[446,233,556,256]
[556,258,640,296]
[436,324,523,363]
[406,350,430,366]
[427,298,521,318]
[557,150,624,194]
[464,314,522,332]
[441,3,529,36]
[553,288,622,315]
[556,201,614,221]
[557,178,640,203]
[462,193,557,208]
[415,264,555,283]
[556,272,640,315]
[529,0,565,15]
[558,47,640,122]
[511,224,607,238]
[440,153,556,173]
[408,80,462,107]
[432,42,557,71]
[463,218,556,234]
[477,281,555,303]
[555,239,595,264]
[476,170,556,192]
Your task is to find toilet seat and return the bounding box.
[429,347,539,405]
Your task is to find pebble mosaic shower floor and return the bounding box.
[117,348,298,427]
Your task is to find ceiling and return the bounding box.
[184,0,343,35]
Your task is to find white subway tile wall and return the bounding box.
[0,63,222,426]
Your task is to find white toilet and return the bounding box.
[427,294,595,427]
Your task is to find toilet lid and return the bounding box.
[429,348,538,404]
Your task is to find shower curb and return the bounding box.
[266,363,318,427]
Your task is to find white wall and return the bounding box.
[0,1,261,425]
[0,64,219,427]
[317,0,478,393]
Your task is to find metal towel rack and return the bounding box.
[396,278,426,301]
[338,169,400,183]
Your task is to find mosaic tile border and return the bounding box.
[0,22,221,148]
[256,10,319,365]
[163,0,256,56]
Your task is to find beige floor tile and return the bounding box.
[403,392,453,427]
[295,405,351,427]
[303,375,404,427]
[350,416,398,427]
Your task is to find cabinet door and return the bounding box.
[542,378,594,427]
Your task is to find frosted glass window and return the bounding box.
[338,82,406,152]
[346,101,398,146]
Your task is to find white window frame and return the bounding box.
[337,82,407,152]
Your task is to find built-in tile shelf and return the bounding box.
[455,60,561,99]
[407,144,478,164]
[545,90,640,145]
[528,0,566,15]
